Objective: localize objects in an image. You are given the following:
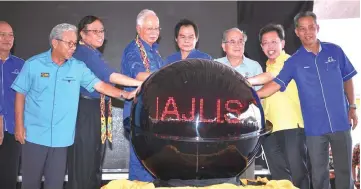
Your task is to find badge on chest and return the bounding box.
[40,72,50,78]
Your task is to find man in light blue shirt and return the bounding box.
[215,28,263,179]
[215,28,263,91]
[11,23,135,189]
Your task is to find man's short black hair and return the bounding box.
[174,19,199,39]
[259,24,285,42]
[294,11,317,28]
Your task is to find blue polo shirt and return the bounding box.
[73,43,116,99]
[121,38,164,130]
[274,41,357,136]
[11,49,100,147]
[165,49,212,65]
[0,55,24,134]
[214,56,263,91]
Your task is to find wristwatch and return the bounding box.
[349,104,357,109]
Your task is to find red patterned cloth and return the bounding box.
[353,143,360,188]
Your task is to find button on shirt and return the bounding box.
[121,39,164,130]
[214,56,263,90]
[274,42,357,136]
[0,55,24,134]
[73,43,116,99]
[165,49,212,65]
[11,50,100,147]
[262,51,304,133]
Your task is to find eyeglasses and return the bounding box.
[224,40,245,46]
[0,32,14,38]
[144,27,161,33]
[56,39,77,48]
[84,29,105,35]
[261,40,280,47]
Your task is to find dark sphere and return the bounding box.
[130,59,270,180]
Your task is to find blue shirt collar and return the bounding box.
[2,53,11,62]
[46,49,74,66]
[177,49,197,59]
[225,55,249,66]
[139,37,159,52]
[300,39,325,54]
[78,41,103,57]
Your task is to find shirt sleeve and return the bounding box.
[338,47,357,81]
[121,49,145,79]
[274,59,295,92]
[204,54,212,60]
[11,60,32,95]
[74,51,116,83]
[253,62,264,91]
[79,62,101,93]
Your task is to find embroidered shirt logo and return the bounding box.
[325,56,336,64]
[41,73,50,78]
[11,69,19,74]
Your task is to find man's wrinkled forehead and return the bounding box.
[227,30,243,40]
[141,15,159,26]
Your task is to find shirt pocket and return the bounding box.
[61,76,79,95]
[31,78,50,100]
[327,61,341,73]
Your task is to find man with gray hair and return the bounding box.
[12,23,136,189]
[121,9,164,182]
[215,28,263,91]
[215,28,263,180]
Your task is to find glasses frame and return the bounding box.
[56,39,77,48]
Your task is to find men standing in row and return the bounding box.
[257,11,358,189]
[248,24,310,189]
[0,21,24,189]
[121,9,164,182]
[12,23,136,189]
[215,27,263,179]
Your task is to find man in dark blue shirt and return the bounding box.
[257,12,357,189]
[165,19,212,64]
[121,9,164,182]
[0,21,24,189]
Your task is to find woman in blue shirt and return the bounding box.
[67,15,142,189]
[165,19,212,64]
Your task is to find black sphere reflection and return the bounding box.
[130,59,270,181]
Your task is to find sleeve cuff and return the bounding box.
[343,69,357,82]
[11,84,28,95]
[85,77,101,93]
[273,77,286,92]
[104,70,116,83]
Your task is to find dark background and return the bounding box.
[0,1,313,71]
[1,1,237,69]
